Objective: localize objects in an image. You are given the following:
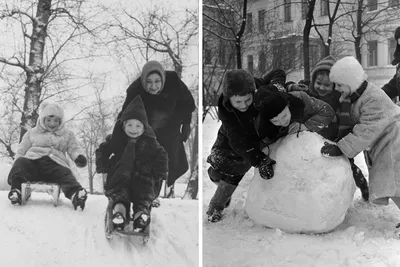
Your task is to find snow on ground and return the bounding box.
[0,168,198,267]
[202,116,400,267]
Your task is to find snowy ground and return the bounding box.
[0,166,198,267]
[202,116,400,267]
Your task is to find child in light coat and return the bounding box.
[96,95,168,232]
[322,56,400,210]
[7,102,88,210]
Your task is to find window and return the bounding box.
[321,0,329,16]
[368,0,378,11]
[367,41,378,66]
[284,0,291,22]
[389,0,400,8]
[204,48,212,65]
[219,42,226,66]
[388,38,397,64]
[259,52,266,74]
[247,55,254,74]
[247,13,253,33]
[273,43,296,70]
[258,9,265,32]
[302,0,308,20]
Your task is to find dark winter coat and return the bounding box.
[120,71,195,186]
[382,63,400,100]
[206,93,267,180]
[254,90,335,146]
[97,96,168,210]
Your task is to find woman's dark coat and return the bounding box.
[120,71,195,186]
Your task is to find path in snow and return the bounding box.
[0,191,198,267]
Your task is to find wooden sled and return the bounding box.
[21,182,61,206]
[104,197,150,244]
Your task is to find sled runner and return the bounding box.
[21,182,61,206]
[104,197,150,244]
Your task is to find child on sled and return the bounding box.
[7,102,88,210]
[95,95,168,232]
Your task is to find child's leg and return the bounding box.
[39,156,82,199]
[348,158,369,201]
[7,157,40,190]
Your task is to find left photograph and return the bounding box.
[0,0,199,266]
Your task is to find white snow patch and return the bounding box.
[246,132,356,233]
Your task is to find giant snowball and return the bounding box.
[245,132,356,233]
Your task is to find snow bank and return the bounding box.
[0,163,11,191]
[245,132,356,233]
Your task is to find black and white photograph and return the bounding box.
[0,0,199,266]
[203,0,400,266]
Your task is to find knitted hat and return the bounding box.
[222,69,256,97]
[262,69,286,85]
[309,55,336,95]
[119,95,155,138]
[141,61,166,93]
[330,56,368,92]
[38,102,65,129]
[392,26,400,65]
[256,91,289,120]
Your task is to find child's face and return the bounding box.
[314,73,334,96]
[334,83,352,103]
[270,105,291,127]
[229,93,253,112]
[44,116,61,131]
[124,119,144,138]
[146,73,163,94]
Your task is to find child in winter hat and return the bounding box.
[7,101,88,210]
[322,56,400,209]
[96,95,168,232]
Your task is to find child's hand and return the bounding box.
[75,155,87,168]
[258,156,276,180]
[321,142,343,157]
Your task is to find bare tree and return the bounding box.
[0,0,106,140]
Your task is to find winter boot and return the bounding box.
[206,180,237,223]
[133,211,151,232]
[207,168,232,209]
[151,198,161,208]
[8,189,22,205]
[112,203,126,230]
[349,158,369,201]
[71,188,88,211]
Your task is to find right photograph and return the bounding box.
[202,0,400,266]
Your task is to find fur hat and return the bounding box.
[262,69,286,85]
[140,61,166,93]
[39,101,64,123]
[392,26,400,65]
[329,56,368,92]
[222,69,256,97]
[256,91,288,120]
[119,95,155,138]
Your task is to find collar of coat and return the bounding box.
[349,80,368,104]
[36,120,66,136]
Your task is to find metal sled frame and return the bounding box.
[104,197,150,244]
[21,182,61,206]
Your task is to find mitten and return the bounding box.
[258,156,277,180]
[75,155,87,168]
[180,123,191,142]
[321,142,343,156]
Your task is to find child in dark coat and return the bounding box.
[96,95,168,232]
[7,102,88,210]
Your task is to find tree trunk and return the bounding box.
[303,0,316,81]
[20,0,52,140]
[355,0,363,63]
[183,116,199,199]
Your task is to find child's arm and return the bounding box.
[95,135,113,173]
[151,140,169,181]
[337,97,389,158]
[15,130,32,159]
[291,91,335,133]
[66,131,85,161]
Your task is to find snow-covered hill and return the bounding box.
[0,191,198,267]
[202,116,400,267]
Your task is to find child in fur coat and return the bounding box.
[96,95,168,232]
[322,56,400,210]
[7,102,88,210]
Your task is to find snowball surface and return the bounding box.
[245,132,356,233]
